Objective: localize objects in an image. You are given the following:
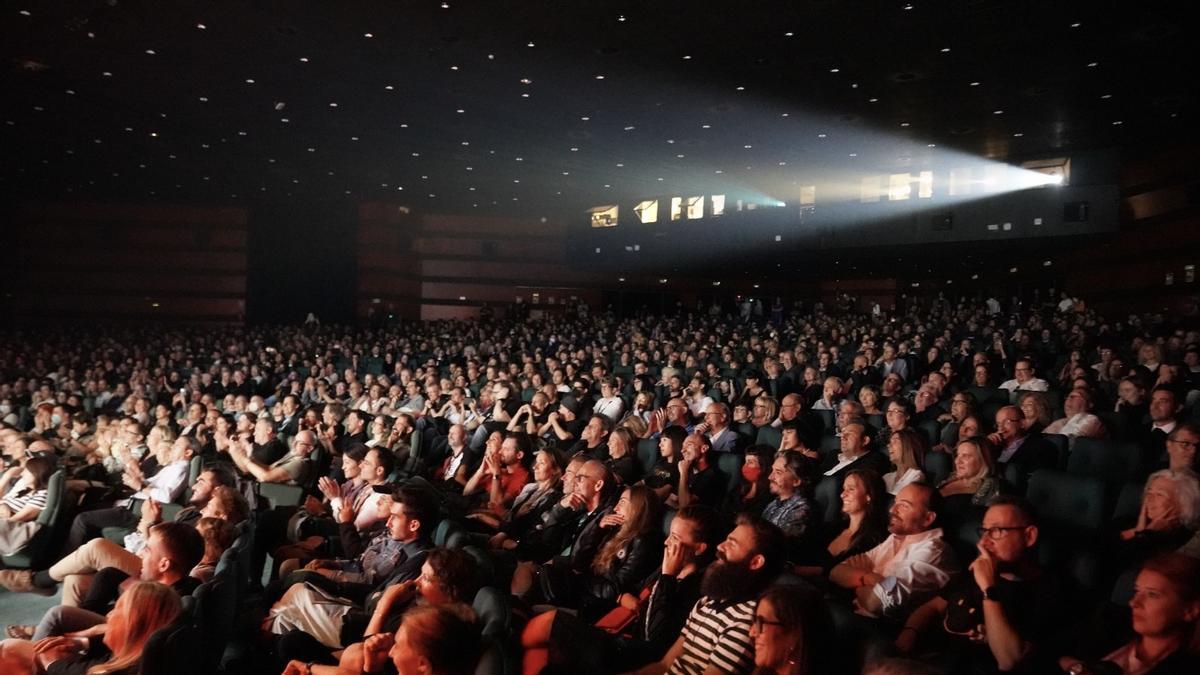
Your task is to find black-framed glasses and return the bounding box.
[751,615,787,630]
[977,526,1027,540]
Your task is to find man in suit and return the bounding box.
[823,419,891,481]
[989,406,1057,489]
[1140,385,1184,469]
[695,402,743,455]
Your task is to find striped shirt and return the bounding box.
[667,596,757,675]
[2,487,47,513]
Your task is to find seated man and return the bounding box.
[895,496,1066,673]
[61,435,200,552]
[0,483,246,606]
[27,521,205,641]
[676,433,727,510]
[631,514,786,675]
[830,482,957,620]
[264,485,436,650]
[227,428,317,486]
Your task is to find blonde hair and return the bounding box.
[87,582,181,675]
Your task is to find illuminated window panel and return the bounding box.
[799,185,816,205]
[860,176,881,203]
[589,205,619,227]
[685,196,703,219]
[949,168,972,196]
[634,200,658,223]
[670,197,684,220]
[711,194,725,216]
[888,173,912,201]
[917,171,933,198]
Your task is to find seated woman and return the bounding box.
[794,468,888,577]
[604,428,639,486]
[468,447,563,534]
[749,584,834,675]
[1018,392,1054,435]
[2,581,181,675]
[641,426,685,503]
[1112,469,1200,574]
[1059,553,1200,674]
[537,485,663,620]
[721,445,773,527]
[937,437,1002,535]
[361,604,482,675]
[883,428,927,495]
[0,456,55,557]
[273,446,376,571]
[190,516,237,583]
[277,547,478,668]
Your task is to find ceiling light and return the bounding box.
[245,78,255,83]
[829,67,839,73]
[1087,62,1099,67]
[329,102,338,107]
[869,97,879,102]
[363,33,374,38]
[1070,22,1081,28]
[969,81,980,86]
[520,78,531,84]
[196,23,206,30]
[526,41,535,47]
[1013,132,1024,137]
[993,109,1004,114]
[385,85,394,90]
[682,55,692,60]
[784,32,794,37]
[736,86,745,91]
[145,49,156,55]
[299,57,309,63]
[1112,120,1123,125]
[441,2,450,8]
[580,116,589,121]
[595,74,605,79]
[940,47,951,53]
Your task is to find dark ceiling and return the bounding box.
[1,0,1195,217]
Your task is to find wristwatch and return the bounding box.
[983,585,1002,601]
[1067,663,1086,675]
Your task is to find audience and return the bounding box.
[0,290,1197,675]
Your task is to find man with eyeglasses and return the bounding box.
[998,358,1049,403]
[1161,422,1199,473]
[769,393,804,429]
[894,496,1066,673]
[989,406,1057,489]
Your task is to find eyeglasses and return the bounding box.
[750,615,787,631]
[976,526,1027,540]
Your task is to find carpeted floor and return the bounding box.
[0,586,61,630]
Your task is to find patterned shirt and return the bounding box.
[761,494,812,539]
[667,596,757,675]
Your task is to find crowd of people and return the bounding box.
[0,289,1198,674]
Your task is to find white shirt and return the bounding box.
[135,459,190,504]
[592,396,625,422]
[860,527,956,618]
[998,377,1050,394]
[1044,413,1105,439]
[824,452,867,477]
[687,396,715,417]
[883,468,925,495]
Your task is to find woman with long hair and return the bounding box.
[642,425,685,502]
[0,455,55,556]
[795,468,888,576]
[883,428,927,495]
[10,581,181,675]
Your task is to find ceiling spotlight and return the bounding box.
[526,41,535,47]
[829,67,840,73]
[441,2,450,8]
[363,33,374,38]
[196,23,206,30]
[299,57,309,62]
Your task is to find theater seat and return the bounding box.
[716,452,743,494]
[636,438,659,476]
[472,586,512,640]
[2,469,67,569]
[1067,438,1143,485]
[1025,470,1106,534]
[756,426,782,448]
[923,451,953,487]
[813,475,843,524]
[258,482,306,509]
[1110,481,1145,524]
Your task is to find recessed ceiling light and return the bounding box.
[441,2,450,8]
[520,78,531,84]
[784,31,794,37]
[329,102,338,107]
[385,85,394,90]
[868,97,879,102]
[102,71,113,77]
[145,49,156,55]
[280,117,289,123]
[993,109,1004,114]
[1070,22,1082,28]
[829,68,840,73]
[701,124,711,129]
[744,144,752,148]
[450,65,459,71]
[1101,93,1112,99]
[580,116,589,121]
[900,122,910,127]
[363,33,374,38]
[455,108,465,113]
[927,143,936,147]
[1087,62,1099,67]
[735,86,745,91]
[624,125,635,131]
[715,169,723,173]
[817,133,827,138]
[617,15,626,22]
[682,55,691,60]
[1013,132,1024,137]
[570,147,579,151]
[616,163,624,167]
[526,41,535,47]
[1112,120,1123,125]
[149,132,158,137]
[19,10,31,16]
[196,23,206,30]
[299,57,309,62]
[595,74,605,79]
[940,47,951,53]
[245,78,255,83]
[849,153,857,157]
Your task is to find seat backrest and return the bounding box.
[755,426,782,449]
[1067,438,1142,483]
[813,475,843,524]
[35,470,66,527]
[1111,481,1145,524]
[433,519,460,547]
[636,438,659,476]
[472,586,512,640]
[140,603,202,675]
[191,571,238,674]
[1025,470,1106,534]
[923,451,953,487]
[258,482,306,509]
[916,420,940,447]
[715,452,743,494]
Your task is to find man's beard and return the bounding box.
[700,555,762,603]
